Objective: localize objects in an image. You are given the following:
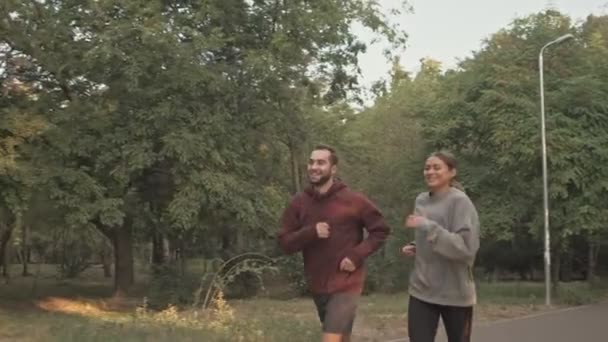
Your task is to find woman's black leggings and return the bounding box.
[408,295,473,342]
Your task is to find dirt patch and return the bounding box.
[37,297,110,317]
[35,296,138,318]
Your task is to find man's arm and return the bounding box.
[345,195,391,267]
[277,196,318,254]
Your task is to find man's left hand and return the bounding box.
[340,257,356,272]
[405,215,426,229]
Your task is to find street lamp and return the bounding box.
[538,33,573,306]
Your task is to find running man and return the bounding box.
[278,144,391,342]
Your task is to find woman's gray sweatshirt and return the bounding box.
[408,187,480,307]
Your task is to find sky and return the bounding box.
[355,0,608,91]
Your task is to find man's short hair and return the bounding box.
[313,144,339,165]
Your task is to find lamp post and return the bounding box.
[538,33,573,307]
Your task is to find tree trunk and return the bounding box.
[587,235,600,285]
[151,232,167,265]
[288,142,301,194]
[97,220,135,297]
[0,207,16,281]
[100,240,113,278]
[221,232,232,259]
[174,237,186,276]
[0,226,13,279]
[21,224,30,276]
[112,226,134,297]
[163,236,170,261]
[561,253,573,282]
[102,254,112,278]
[518,268,528,281]
[236,229,245,253]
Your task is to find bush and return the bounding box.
[57,237,93,279]
[273,254,308,296]
[147,264,202,308]
[554,281,607,306]
[556,286,594,305]
[209,254,278,300]
[364,234,413,294]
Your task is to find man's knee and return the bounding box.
[322,332,350,342]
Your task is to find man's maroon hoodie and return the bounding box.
[277,181,390,295]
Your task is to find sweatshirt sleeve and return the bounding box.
[345,195,391,267]
[421,196,479,263]
[277,196,318,254]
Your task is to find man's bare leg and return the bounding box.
[322,333,349,342]
[317,292,357,342]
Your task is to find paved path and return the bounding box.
[387,302,608,342]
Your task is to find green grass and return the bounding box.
[1,264,606,341]
[0,308,320,342]
[0,263,319,342]
[0,297,321,342]
[0,308,321,342]
[477,280,608,306]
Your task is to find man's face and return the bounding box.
[307,149,336,186]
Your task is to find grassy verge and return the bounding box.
[1,264,606,341]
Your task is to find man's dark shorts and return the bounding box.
[313,292,360,334]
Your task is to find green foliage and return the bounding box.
[410,10,608,281]
[201,253,277,308]
[147,264,202,308]
[1,0,607,302]
[364,229,413,293]
[556,285,595,305]
[0,0,407,294]
[54,227,106,279]
[274,254,309,295]
[340,9,608,288]
[56,241,92,279]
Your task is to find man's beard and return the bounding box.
[309,173,332,186]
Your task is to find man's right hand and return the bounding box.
[315,222,330,238]
[401,244,416,257]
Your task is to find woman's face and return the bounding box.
[423,156,455,190]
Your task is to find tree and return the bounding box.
[1,0,407,295]
[419,10,608,285]
[0,41,45,280]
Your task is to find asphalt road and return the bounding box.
[387,302,608,342]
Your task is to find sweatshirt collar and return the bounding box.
[304,179,347,200]
[429,187,457,200]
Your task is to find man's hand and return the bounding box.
[401,244,416,257]
[339,257,356,272]
[405,215,426,229]
[315,222,330,238]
